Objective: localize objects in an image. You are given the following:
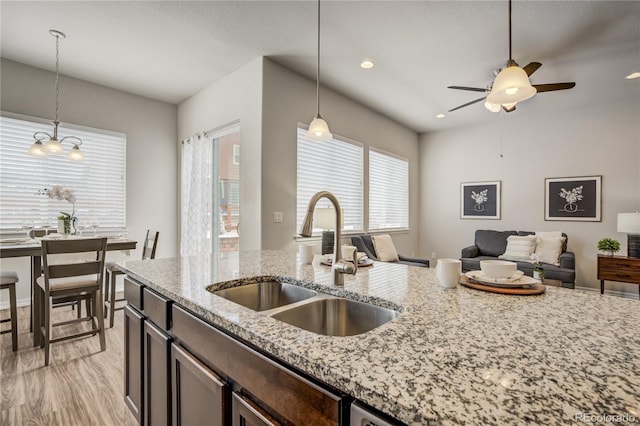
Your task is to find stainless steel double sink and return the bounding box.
[209,280,399,336]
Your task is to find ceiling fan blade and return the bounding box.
[447,86,488,93]
[448,96,486,112]
[503,104,517,113]
[523,62,542,76]
[533,82,576,92]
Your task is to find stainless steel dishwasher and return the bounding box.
[350,402,395,426]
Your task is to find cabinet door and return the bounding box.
[144,321,171,426]
[231,393,281,426]
[171,343,227,426]
[124,305,145,425]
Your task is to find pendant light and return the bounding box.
[30,29,84,161]
[486,0,536,106]
[306,0,333,141]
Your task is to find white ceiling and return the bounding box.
[1,1,639,133]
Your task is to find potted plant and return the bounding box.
[597,238,621,256]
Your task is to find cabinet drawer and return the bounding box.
[144,287,172,331]
[124,277,144,311]
[172,305,341,426]
[597,257,640,284]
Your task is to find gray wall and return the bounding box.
[419,99,640,293]
[0,58,178,306]
[261,59,420,255]
[178,57,263,251]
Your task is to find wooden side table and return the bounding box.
[597,255,640,299]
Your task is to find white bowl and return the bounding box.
[480,260,517,279]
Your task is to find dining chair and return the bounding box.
[104,230,159,328]
[36,237,107,366]
[30,229,88,318]
[0,271,19,351]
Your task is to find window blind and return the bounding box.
[369,148,409,230]
[296,127,363,234]
[0,114,126,232]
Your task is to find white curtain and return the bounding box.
[181,133,213,256]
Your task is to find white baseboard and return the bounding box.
[575,285,639,300]
[0,297,31,310]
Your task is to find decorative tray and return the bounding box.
[465,270,538,288]
[460,275,546,296]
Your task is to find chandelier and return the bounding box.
[29,30,84,161]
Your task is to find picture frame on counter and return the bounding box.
[460,181,501,219]
[545,175,602,221]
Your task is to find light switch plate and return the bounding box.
[273,212,283,223]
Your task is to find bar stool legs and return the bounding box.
[1,271,19,352]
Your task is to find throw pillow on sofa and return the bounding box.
[499,235,537,261]
[372,234,399,262]
[535,236,566,266]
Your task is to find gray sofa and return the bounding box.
[460,230,576,288]
[350,234,429,267]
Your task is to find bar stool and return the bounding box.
[0,271,19,351]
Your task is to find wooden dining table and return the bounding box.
[0,236,137,346]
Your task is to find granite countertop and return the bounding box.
[118,250,640,425]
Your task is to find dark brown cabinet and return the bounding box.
[231,393,280,426]
[171,343,227,426]
[124,304,145,425]
[124,276,344,426]
[144,320,172,426]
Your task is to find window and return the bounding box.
[296,126,363,234]
[0,113,126,232]
[369,148,409,230]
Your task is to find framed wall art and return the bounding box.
[545,176,602,221]
[460,181,501,219]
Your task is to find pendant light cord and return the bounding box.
[508,0,512,61]
[54,34,61,123]
[316,0,321,116]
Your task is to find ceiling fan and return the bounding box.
[447,0,575,113]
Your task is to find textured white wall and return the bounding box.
[0,59,178,307]
[261,59,420,255]
[419,99,640,293]
[178,57,263,251]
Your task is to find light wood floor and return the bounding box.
[0,304,137,425]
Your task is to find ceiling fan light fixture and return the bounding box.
[502,102,517,112]
[484,101,501,113]
[486,65,536,105]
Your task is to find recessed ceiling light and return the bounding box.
[436,113,446,119]
[360,60,374,69]
[625,72,640,80]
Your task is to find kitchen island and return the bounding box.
[118,250,640,425]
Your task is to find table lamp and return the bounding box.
[314,207,341,255]
[617,212,640,258]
